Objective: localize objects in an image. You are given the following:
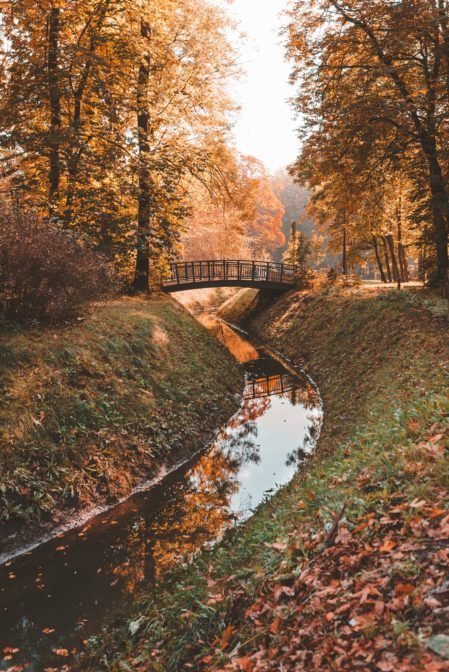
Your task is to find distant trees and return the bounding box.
[182,155,285,261]
[283,221,311,274]
[0,0,239,288]
[286,0,449,290]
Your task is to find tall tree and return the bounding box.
[286,0,449,289]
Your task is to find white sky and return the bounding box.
[225,0,299,173]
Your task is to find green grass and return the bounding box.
[0,296,243,537]
[82,287,449,671]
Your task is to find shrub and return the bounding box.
[0,214,114,322]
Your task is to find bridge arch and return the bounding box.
[161,260,295,293]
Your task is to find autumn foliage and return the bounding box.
[286,0,449,289]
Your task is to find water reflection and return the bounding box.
[0,319,322,672]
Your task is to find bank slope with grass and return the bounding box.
[85,287,449,672]
[0,296,243,553]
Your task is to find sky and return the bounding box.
[225,0,299,174]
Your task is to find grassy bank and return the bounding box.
[84,287,449,671]
[0,296,242,546]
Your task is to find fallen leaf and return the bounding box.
[395,583,415,595]
[379,539,395,552]
[220,624,234,650]
[53,649,69,657]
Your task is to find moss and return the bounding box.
[0,296,243,537]
[82,287,449,671]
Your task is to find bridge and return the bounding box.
[161,260,296,293]
[243,373,299,400]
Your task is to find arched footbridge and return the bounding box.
[161,260,296,293]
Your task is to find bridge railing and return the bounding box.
[244,373,299,400]
[163,260,296,289]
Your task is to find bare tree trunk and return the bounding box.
[133,18,152,291]
[342,218,348,276]
[396,195,409,284]
[372,235,387,283]
[399,245,409,282]
[47,4,62,221]
[382,236,393,283]
[420,137,449,290]
[386,234,400,286]
[418,245,426,282]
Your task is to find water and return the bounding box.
[0,318,322,671]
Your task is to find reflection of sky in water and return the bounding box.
[226,395,320,516]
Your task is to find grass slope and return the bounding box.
[0,296,242,543]
[84,287,449,672]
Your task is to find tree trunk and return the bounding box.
[418,245,426,282]
[342,221,348,276]
[133,18,152,292]
[382,236,393,283]
[386,234,400,285]
[419,137,449,290]
[372,235,387,283]
[47,5,62,221]
[399,245,409,283]
[396,196,408,284]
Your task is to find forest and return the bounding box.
[0,0,302,315]
[3,0,449,314]
[2,1,449,672]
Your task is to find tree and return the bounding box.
[283,221,311,273]
[182,154,285,262]
[286,0,449,290]
[0,0,238,287]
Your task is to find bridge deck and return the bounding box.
[162,260,295,293]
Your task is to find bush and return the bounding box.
[0,214,114,322]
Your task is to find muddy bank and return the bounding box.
[0,296,243,559]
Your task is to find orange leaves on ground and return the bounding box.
[379,538,396,552]
[220,625,235,650]
[52,649,69,657]
[235,656,254,671]
[211,493,449,671]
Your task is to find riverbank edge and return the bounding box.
[84,286,449,671]
[0,295,244,562]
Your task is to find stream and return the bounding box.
[0,318,322,671]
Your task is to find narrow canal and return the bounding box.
[0,318,322,671]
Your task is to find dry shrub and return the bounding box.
[0,214,114,322]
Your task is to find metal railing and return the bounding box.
[243,373,299,400]
[162,260,296,291]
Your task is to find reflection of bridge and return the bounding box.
[244,374,298,400]
[161,260,295,292]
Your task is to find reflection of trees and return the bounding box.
[286,412,323,467]
[286,383,321,411]
[98,345,323,595]
[199,317,259,364]
[102,412,265,587]
[150,449,242,578]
